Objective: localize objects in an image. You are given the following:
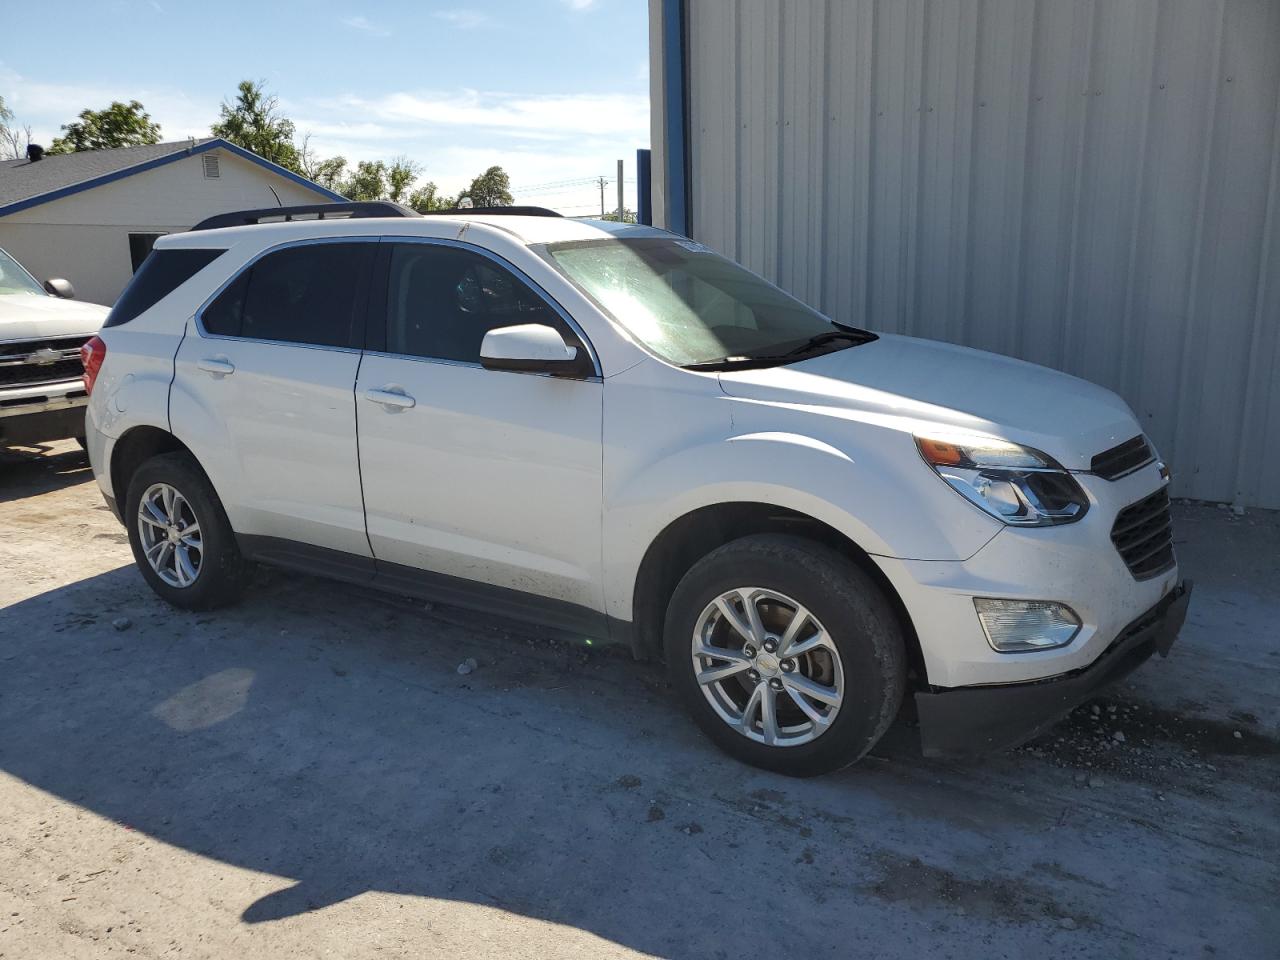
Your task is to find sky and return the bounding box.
[1,0,651,216]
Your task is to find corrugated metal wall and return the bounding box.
[669,0,1280,507]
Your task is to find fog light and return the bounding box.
[973,598,1081,653]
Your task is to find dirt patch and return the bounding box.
[1021,695,1280,787]
[863,853,1090,928]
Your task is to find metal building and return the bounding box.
[648,0,1280,508]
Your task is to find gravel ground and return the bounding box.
[1,440,1277,959]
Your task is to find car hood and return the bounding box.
[0,294,109,343]
[716,333,1141,470]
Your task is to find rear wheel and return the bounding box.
[125,452,246,610]
[664,534,906,777]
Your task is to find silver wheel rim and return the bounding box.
[691,587,844,747]
[137,482,203,588]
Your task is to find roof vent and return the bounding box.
[202,153,220,179]
[27,144,44,163]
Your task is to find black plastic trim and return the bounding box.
[421,206,561,218]
[236,535,609,641]
[192,202,419,232]
[915,580,1192,758]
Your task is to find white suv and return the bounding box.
[83,202,1191,776]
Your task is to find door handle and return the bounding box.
[197,357,235,377]
[364,387,416,409]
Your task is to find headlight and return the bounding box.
[915,434,1088,526]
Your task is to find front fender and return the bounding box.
[601,427,1000,622]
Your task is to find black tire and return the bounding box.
[664,534,906,777]
[124,451,247,610]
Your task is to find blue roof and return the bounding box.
[0,137,345,218]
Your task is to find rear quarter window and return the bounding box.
[105,248,226,328]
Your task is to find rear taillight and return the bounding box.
[81,335,106,395]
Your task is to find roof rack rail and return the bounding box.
[422,205,562,218]
[190,201,419,232]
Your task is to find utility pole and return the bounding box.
[597,176,607,218]
[616,159,625,223]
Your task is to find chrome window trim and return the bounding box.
[377,235,603,378]
[360,349,602,383]
[192,236,380,352]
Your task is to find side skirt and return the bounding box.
[237,534,612,642]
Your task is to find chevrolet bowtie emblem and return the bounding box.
[26,347,61,366]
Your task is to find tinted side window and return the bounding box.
[385,245,573,363]
[105,248,225,328]
[202,243,374,348]
[202,271,248,336]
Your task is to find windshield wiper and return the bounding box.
[683,328,876,371]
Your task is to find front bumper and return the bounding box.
[0,393,88,444]
[914,580,1192,757]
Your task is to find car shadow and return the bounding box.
[0,564,948,956]
[0,441,91,503]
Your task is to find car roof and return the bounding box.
[157,214,671,251]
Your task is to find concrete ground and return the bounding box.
[1,440,1277,960]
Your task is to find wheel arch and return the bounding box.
[109,426,206,508]
[628,501,927,684]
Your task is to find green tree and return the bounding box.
[386,157,421,203]
[341,160,388,201]
[407,181,455,212]
[458,165,513,207]
[211,80,300,172]
[298,135,346,191]
[47,100,160,154]
[600,208,637,223]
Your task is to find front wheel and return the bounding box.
[664,534,906,777]
[124,452,246,610]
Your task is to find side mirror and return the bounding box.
[480,324,584,376]
[44,278,75,299]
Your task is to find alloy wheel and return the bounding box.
[691,587,844,746]
[137,482,203,588]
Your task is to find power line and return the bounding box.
[510,175,603,192]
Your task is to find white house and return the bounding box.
[0,138,342,305]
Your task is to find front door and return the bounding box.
[355,241,604,625]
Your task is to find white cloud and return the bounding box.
[294,89,649,212]
[319,89,648,140]
[0,62,649,216]
[340,15,390,37]
[434,9,493,30]
[0,65,217,146]
[562,0,599,10]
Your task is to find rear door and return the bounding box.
[355,240,605,624]
[170,239,375,563]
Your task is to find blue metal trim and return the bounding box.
[0,138,344,219]
[661,0,690,237]
[636,148,653,226]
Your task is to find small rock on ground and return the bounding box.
[111,617,131,631]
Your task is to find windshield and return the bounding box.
[0,248,45,296]
[543,237,869,367]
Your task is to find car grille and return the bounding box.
[1091,435,1154,480]
[0,336,88,389]
[1111,488,1175,580]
